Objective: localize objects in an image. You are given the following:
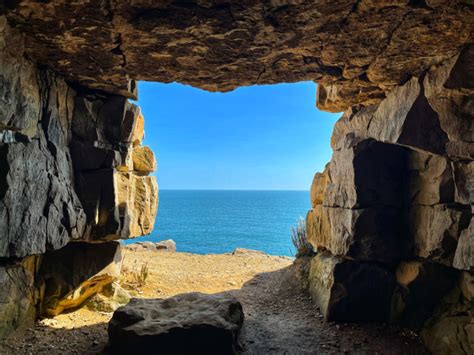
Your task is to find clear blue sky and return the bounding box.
[136,81,340,190]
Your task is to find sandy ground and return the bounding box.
[0,249,428,354]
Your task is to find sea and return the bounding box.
[126,190,310,257]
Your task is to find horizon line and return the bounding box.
[159,188,309,191]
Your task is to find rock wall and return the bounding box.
[0,18,158,338]
[306,46,473,353]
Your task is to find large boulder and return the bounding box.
[37,242,122,317]
[308,253,395,322]
[108,292,244,354]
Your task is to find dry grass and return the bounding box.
[291,218,314,258]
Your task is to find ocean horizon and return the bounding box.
[127,189,310,257]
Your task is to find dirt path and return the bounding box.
[0,250,427,354]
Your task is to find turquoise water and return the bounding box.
[128,190,309,257]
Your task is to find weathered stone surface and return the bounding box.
[306,205,404,262]
[308,254,394,322]
[0,257,38,339]
[407,151,454,206]
[108,292,244,354]
[76,171,158,241]
[86,282,131,313]
[4,3,473,110]
[454,217,474,272]
[422,274,474,355]
[453,161,474,205]
[132,146,156,173]
[324,139,409,208]
[309,164,329,208]
[391,261,458,328]
[37,242,122,317]
[409,204,471,266]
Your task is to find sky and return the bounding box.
[136,81,340,190]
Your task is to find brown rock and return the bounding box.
[453,161,474,205]
[306,205,404,262]
[108,292,244,354]
[308,253,395,322]
[309,164,329,208]
[37,242,122,317]
[4,3,473,109]
[132,146,156,173]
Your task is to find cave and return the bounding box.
[0,1,473,354]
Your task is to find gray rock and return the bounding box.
[108,292,244,354]
[155,239,176,252]
[454,217,474,272]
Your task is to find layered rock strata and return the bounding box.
[306,45,473,350]
[0,18,158,336]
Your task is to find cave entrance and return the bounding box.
[127,80,339,257]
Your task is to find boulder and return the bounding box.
[37,242,122,317]
[391,261,458,328]
[306,205,404,262]
[108,292,244,354]
[0,257,38,339]
[409,204,471,266]
[453,161,474,205]
[132,146,156,173]
[308,253,395,322]
[86,282,131,313]
[155,239,176,252]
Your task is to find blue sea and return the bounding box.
[128,190,310,257]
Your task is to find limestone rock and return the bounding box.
[76,171,158,241]
[308,254,394,322]
[324,139,409,208]
[391,261,458,328]
[4,3,473,109]
[453,161,474,205]
[454,217,474,271]
[155,239,176,252]
[306,206,404,262]
[422,275,474,355]
[37,242,122,317]
[409,204,471,266]
[86,282,131,313]
[132,146,156,173]
[108,292,244,354]
[0,257,38,339]
[310,164,329,208]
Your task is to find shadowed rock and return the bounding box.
[108,292,244,354]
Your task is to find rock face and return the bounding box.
[0,1,472,351]
[108,293,244,354]
[3,1,473,113]
[305,39,473,347]
[37,242,123,317]
[0,16,159,336]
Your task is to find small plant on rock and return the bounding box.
[291,218,314,258]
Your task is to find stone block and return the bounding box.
[308,254,395,322]
[132,146,156,173]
